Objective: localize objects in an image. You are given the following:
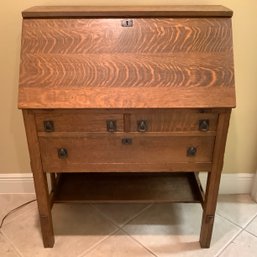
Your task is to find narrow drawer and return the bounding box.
[129,110,218,132]
[35,110,124,132]
[39,135,215,172]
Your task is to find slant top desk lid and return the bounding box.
[18,6,235,109]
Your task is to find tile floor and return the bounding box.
[0,194,257,257]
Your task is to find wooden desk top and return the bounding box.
[22,5,233,18]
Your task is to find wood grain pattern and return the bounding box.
[22,6,233,18]
[20,53,234,88]
[200,111,231,248]
[21,18,233,54]
[53,173,203,203]
[18,87,236,109]
[35,109,217,133]
[129,109,218,132]
[35,110,124,132]
[39,135,215,172]
[18,18,235,109]
[22,110,54,247]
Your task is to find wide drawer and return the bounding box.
[39,135,215,172]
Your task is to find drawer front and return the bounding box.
[35,109,218,133]
[35,110,124,132]
[39,135,215,172]
[129,110,218,132]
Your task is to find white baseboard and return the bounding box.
[0,173,35,193]
[0,172,254,194]
[251,171,257,202]
[199,173,254,195]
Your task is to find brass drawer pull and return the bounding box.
[106,120,117,132]
[122,138,132,145]
[58,148,68,159]
[43,120,54,132]
[137,120,148,132]
[187,146,197,157]
[199,120,209,132]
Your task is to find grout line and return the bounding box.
[213,222,243,257]
[215,230,244,257]
[242,212,257,237]
[215,212,248,229]
[243,229,257,239]
[242,212,257,229]
[79,203,155,256]
[119,203,154,228]
[0,230,24,257]
[75,203,122,257]
[119,227,158,257]
[91,202,153,229]
[89,203,124,229]
[76,228,121,257]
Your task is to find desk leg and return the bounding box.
[23,110,54,248]
[199,111,231,248]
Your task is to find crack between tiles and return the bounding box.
[243,229,257,239]
[242,212,257,238]
[76,204,156,256]
[119,227,158,257]
[215,212,247,229]
[243,212,257,229]
[119,203,154,228]
[0,230,24,257]
[76,228,120,257]
[88,203,125,229]
[214,229,244,257]
[90,202,153,229]
[211,212,257,257]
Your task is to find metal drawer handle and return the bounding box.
[43,120,54,132]
[137,120,148,132]
[122,138,132,145]
[187,146,197,157]
[106,120,117,132]
[58,148,68,159]
[199,120,209,132]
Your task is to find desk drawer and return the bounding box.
[35,110,124,132]
[35,109,218,134]
[39,135,215,172]
[129,110,218,132]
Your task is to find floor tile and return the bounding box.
[0,232,20,257]
[93,203,151,226]
[0,194,36,222]
[218,231,257,257]
[2,203,118,257]
[245,214,257,236]
[81,230,155,257]
[123,203,241,257]
[216,194,257,227]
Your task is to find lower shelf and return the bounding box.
[53,172,205,204]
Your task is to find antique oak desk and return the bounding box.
[18,6,235,248]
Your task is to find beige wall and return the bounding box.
[0,0,256,174]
